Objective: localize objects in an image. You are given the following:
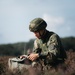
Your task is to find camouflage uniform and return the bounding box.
[33,30,66,66]
[29,18,66,66]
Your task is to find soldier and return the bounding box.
[20,18,67,68]
[28,18,67,67]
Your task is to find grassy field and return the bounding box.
[0,50,75,75]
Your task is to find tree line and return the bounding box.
[0,37,75,56]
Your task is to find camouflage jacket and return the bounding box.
[33,30,66,65]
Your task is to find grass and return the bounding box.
[0,50,75,75]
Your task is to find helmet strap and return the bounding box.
[39,29,46,38]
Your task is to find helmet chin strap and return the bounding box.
[39,29,46,39]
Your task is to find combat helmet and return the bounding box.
[29,18,47,32]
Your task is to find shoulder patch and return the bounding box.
[49,44,55,50]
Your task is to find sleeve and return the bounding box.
[32,39,39,53]
[47,34,61,61]
[41,34,61,61]
[33,39,46,57]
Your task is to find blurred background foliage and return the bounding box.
[0,37,75,56]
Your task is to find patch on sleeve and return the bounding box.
[49,44,56,50]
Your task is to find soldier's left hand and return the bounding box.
[28,53,39,61]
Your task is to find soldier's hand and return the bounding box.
[20,55,27,59]
[28,53,39,61]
